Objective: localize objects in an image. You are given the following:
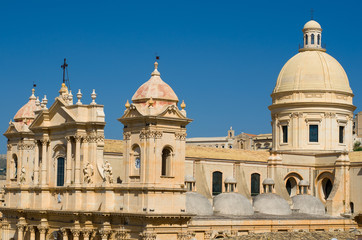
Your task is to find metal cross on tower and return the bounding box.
[61,58,71,90]
[61,58,68,84]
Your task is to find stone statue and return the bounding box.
[19,167,26,184]
[83,162,94,184]
[103,160,113,184]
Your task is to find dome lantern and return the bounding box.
[301,20,324,51]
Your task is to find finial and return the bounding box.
[90,89,97,105]
[41,95,48,110]
[125,99,130,109]
[68,90,73,104]
[311,8,314,20]
[181,100,186,110]
[35,96,41,110]
[148,97,154,107]
[29,88,36,100]
[76,89,82,105]
[9,119,12,125]
[151,57,160,76]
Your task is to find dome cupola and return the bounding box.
[301,20,323,51]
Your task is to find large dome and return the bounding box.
[273,51,352,94]
[213,192,254,216]
[186,192,213,216]
[253,193,292,215]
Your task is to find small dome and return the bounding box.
[14,89,37,125]
[292,195,325,215]
[263,178,275,185]
[186,192,213,216]
[132,62,178,105]
[185,175,195,182]
[298,180,309,186]
[213,193,254,216]
[224,177,237,184]
[273,51,352,95]
[303,20,322,31]
[253,193,292,215]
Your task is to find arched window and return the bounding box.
[322,178,333,200]
[212,171,222,196]
[305,34,308,45]
[131,145,141,176]
[56,157,65,186]
[12,154,18,179]
[317,34,320,45]
[161,147,172,176]
[251,173,260,196]
[311,34,315,44]
[285,178,297,196]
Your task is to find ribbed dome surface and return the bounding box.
[186,192,213,216]
[292,195,325,215]
[273,51,352,94]
[132,63,178,103]
[253,193,292,215]
[213,193,254,216]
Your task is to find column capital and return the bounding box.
[140,231,157,240]
[71,228,81,237]
[99,229,112,238]
[60,227,68,236]
[65,136,72,142]
[40,138,49,145]
[38,226,48,234]
[74,135,82,142]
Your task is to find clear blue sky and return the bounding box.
[1,0,361,153]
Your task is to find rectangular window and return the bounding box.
[309,125,319,142]
[282,125,288,143]
[57,157,65,186]
[339,126,345,144]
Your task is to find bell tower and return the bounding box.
[119,60,192,214]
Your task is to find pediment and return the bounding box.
[158,105,186,119]
[30,98,77,128]
[4,123,19,135]
[121,105,144,119]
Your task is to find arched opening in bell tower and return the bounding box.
[161,147,173,177]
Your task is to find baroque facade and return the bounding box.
[1,19,361,240]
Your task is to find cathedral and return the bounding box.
[1,19,361,240]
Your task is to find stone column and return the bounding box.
[65,136,72,185]
[40,138,48,186]
[38,226,48,240]
[34,141,39,185]
[74,135,82,185]
[71,229,81,240]
[60,228,68,240]
[16,224,25,240]
[6,144,12,182]
[29,226,36,240]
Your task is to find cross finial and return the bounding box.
[61,58,68,84]
[311,9,314,20]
